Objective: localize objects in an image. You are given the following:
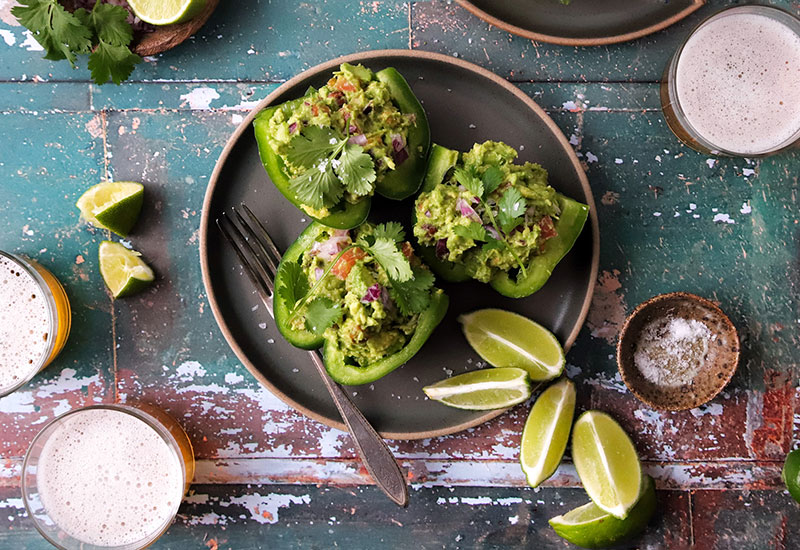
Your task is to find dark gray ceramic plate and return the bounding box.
[200,50,599,440]
[457,0,703,46]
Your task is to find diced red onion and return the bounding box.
[456,198,481,223]
[310,231,350,261]
[484,225,501,240]
[349,124,358,134]
[435,239,449,260]
[424,210,432,218]
[361,284,383,303]
[348,133,368,146]
[472,196,480,205]
[391,134,405,152]
[314,268,325,280]
[288,122,298,134]
[421,223,437,237]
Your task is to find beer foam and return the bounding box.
[676,11,800,154]
[37,409,184,547]
[0,256,50,392]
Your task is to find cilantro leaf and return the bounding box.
[304,297,343,335]
[453,166,483,198]
[289,158,343,210]
[388,267,434,316]
[481,165,504,196]
[497,187,526,234]
[276,261,309,308]
[454,222,487,242]
[89,2,133,46]
[88,41,141,85]
[335,143,376,196]
[364,237,413,282]
[372,222,405,243]
[13,0,92,66]
[481,239,505,254]
[285,126,341,168]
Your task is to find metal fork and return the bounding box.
[217,204,409,507]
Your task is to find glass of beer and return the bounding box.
[661,5,800,156]
[0,251,71,398]
[22,404,195,550]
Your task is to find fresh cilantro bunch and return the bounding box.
[12,0,142,85]
[278,222,435,337]
[451,165,529,276]
[285,126,377,210]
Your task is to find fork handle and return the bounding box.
[307,351,409,507]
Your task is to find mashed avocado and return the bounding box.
[265,64,415,218]
[293,224,420,367]
[414,141,561,282]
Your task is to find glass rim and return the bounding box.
[21,403,189,550]
[667,3,800,156]
[0,250,58,398]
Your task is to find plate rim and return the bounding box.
[454,0,704,46]
[199,49,600,440]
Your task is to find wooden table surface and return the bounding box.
[1,1,799,548]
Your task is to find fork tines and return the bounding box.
[216,204,284,314]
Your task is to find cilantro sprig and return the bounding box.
[280,224,434,336]
[12,0,142,85]
[285,126,377,210]
[453,165,528,277]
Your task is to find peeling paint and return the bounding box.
[587,269,627,344]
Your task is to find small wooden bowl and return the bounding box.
[133,0,220,56]
[616,292,740,411]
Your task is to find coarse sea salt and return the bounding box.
[633,316,713,387]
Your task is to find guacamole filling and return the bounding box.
[264,63,416,218]
[293,225,424,367]
[414,141,562,283]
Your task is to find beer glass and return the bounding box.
[0,251,71,398]
[22,404,195,550]
[661,5,800,156]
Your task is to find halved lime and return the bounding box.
[572,411,642,519]
[126,0,207,25]
[520,378,576,487]
[422,367,531,410]
[458,309,565,381]
[783,449,800,503]
[99,241,155,298]
[76,181,144,237]
[550,474,657,548]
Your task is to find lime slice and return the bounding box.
[549,474,657,549]
[572,411,642,519]
[76,181,144,237]
[459,309,565,381]
[99,241,155,298]
[422,368,531,410]
[783,449,800,503]
[126,0,207,25]
[520,378,576,487]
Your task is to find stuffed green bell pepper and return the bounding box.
[413,141,589,299]
[274,221,448,385]
[253,63,431,229]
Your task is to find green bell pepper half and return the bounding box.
[415,143,590,298]
[273,221,450,385]
[323,290,448,386]
[253,66,430,229]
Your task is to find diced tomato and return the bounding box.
[329,91,346,107]
[402,242,414,259]
[334,78,357,93]
[311,104,319,117]
[332,247,367,280]
[539,216,558,241]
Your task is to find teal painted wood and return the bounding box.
[1,0,800,548]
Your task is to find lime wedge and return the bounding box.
[520,378,576,487]
[572,411,642,519]
[126,0,207,25]
[458,309,565,381]
[422,367,531,410]
[99,241,155,298]
[76,181,144,237]
[783,449,800,503]
[549,474,657,549]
